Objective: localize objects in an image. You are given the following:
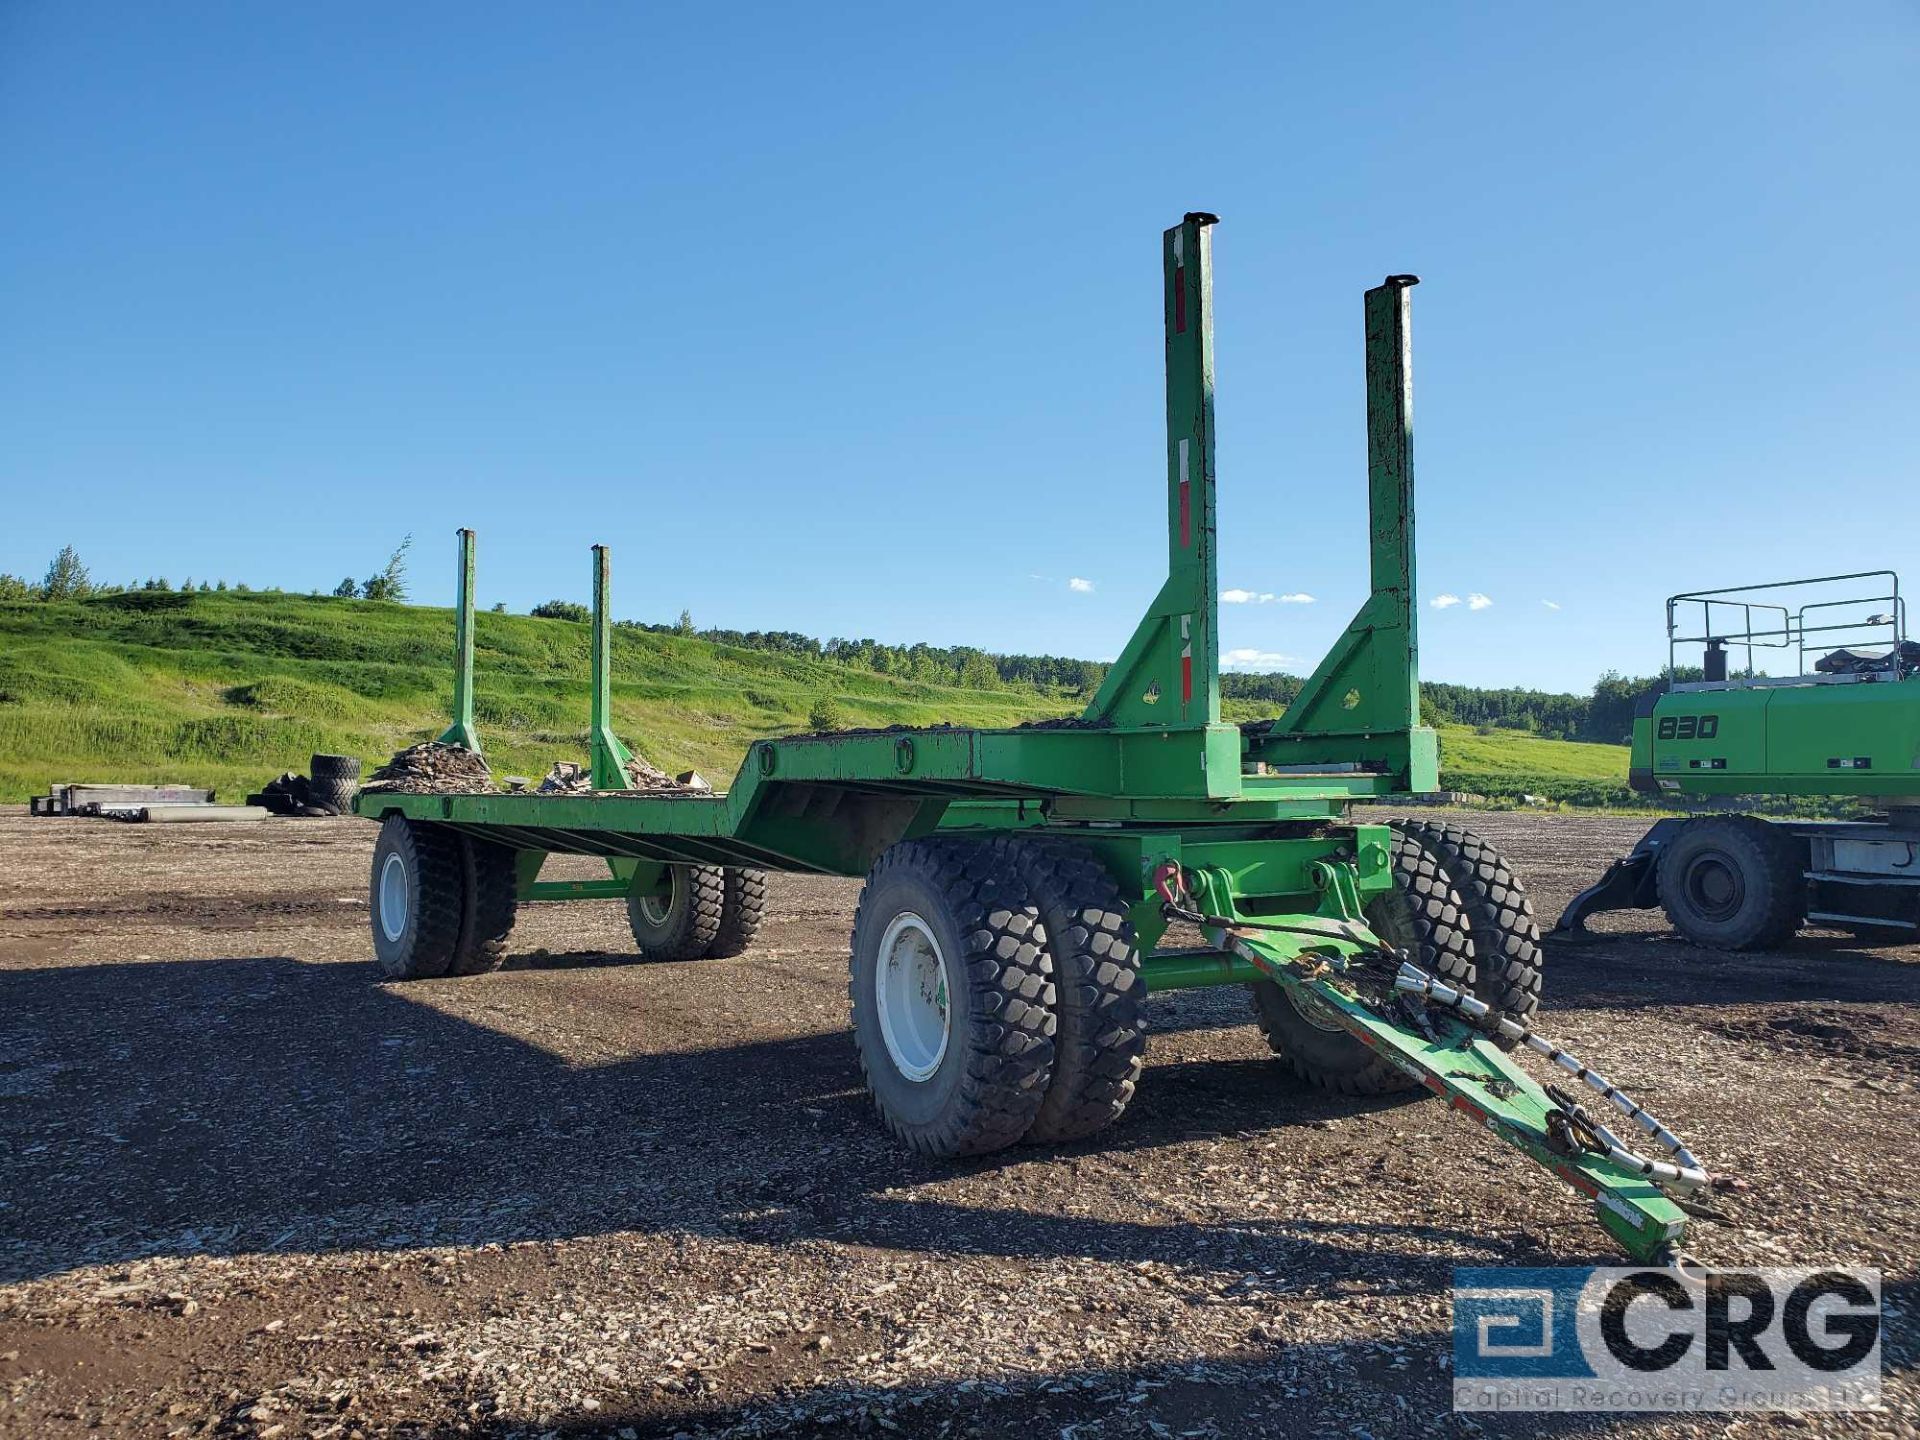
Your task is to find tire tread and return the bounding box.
[627,865,725,961]
[310,777,360,815]
[996,836,1143,1143]
[850,838,1055,1157]
[448,836,517,975]
[1655,814,1804,951]
[706,868,768,959]
[1393,819,1545,1027]
[311,753,362,782]
[370,817,463,981]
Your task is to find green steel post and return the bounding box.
[1084,212,1221,729]
[1363,276,1421,726]
[436,528,482,753]
[1258,275,1436,790]
[589,543,637,790]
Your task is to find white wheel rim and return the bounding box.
[378,852,410,943]
[875,911,951,1082]
[637,869,678,926]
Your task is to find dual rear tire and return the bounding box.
[371,824,768,978]
[370,816,518,980]
[625,864,767,961]
[848,836,1145,1157]
[1252,820,1546,1096]
[849,826,1546,1150]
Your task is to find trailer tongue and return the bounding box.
[355,213,1711,1264]
[1221,922,1696,1261]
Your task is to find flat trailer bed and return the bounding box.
[357,215,1711,1264]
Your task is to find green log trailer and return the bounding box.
[356,214,1709,1263]
[1556,571,1920,946]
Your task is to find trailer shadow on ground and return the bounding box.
[571,1287,1920,1440]
[0,953,1541,1288]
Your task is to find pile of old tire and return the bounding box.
[246,754,362,816]
[308,754,362,814]
[247,772,321,816]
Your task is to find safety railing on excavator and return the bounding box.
[1666,570,1907,689]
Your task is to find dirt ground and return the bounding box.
[1,808,1913,1438]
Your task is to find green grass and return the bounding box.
[0,592,1635,805]
[1436,725,1628,782]
[1435,722,1636,807]
[0,592,1071,802]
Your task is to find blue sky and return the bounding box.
[3,3,1915,693]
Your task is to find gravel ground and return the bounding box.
[0,807,1913,1438]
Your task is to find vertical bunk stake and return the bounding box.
[1364,274,1421,729]
[1080,209,1222,729]
[436,528,482,753]
[589,544,637,789]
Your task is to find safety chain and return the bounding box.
[1150,863,1709,1198]
[1390,961,1709,1196]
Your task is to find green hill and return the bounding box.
[0,590,1631,804]
[0,591,1071,802]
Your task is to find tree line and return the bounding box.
[0,544,270,601]
[620,617,1676,740]
[614,618,1105,694]
[2,539,412,604]
[1213,670,1675,743]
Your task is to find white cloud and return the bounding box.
[1431,593,1461,609]
[1221,588,1315,606]
[1068,576,1094,593]
[1222,647,1300,671]
[1467,593,1493,611]
[1541,599,1561,611]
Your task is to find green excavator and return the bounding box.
[1555,570,1920,947]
